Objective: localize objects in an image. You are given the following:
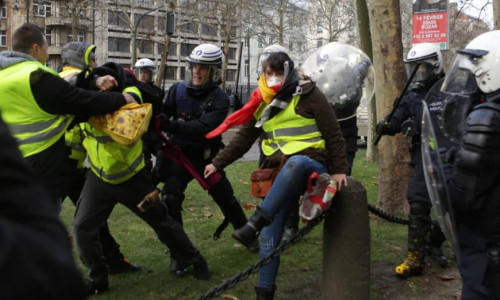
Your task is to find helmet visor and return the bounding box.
[441,53,478,95]
[185,62,220,88]
[405,61,435,84]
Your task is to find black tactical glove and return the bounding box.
[376,121,391,136]
[159,113,179,132]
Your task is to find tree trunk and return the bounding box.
[368,0,410,214]
[354,0,376,163]
[156,37,170,88]
[494,0,500,30]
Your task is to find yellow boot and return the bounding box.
[395,249,425,278]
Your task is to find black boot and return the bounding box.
[219,196,259,252]
[170,252,211,280]
[427,220,448,267]
[395,202,431,278]
[232,206,272,249]
[255,285,276,300]
[86,262,109,296]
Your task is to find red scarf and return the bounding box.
[205,84,281,139]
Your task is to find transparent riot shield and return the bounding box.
[301,42,375,121]
[421,101,460,261]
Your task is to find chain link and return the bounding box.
[194,210,330,300]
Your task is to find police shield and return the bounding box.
[421,101,460,259]
[301,42,375,121]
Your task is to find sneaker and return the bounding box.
[395,250,425,278]
[108,257,142,274]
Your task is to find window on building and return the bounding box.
[68,31,84,43]
[158,17,165,32]
[0,30,6,47]
[289,41,293,52]
[1,2,7,18]
[180,43,196,57]
[168,43,177,56]
[180,66,186,80]
[317,39,323,48]
[134,14,154,31]
[108,37,130,52]
[165,66,177,80]
[201,24,216,36]
[45,2,52,17]
[258,34,266,48]
[227,48,236,60]
[244,59,249,77]
[33,0,45,17]
[226,69,236,82]
[244,37,249,47]
[180,22,197,34]
[316,22,323,33]
[137,39,153,54]
[108,11,130,27]
[45,29,52,46]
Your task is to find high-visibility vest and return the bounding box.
[82,86,145,184]
[257,94,325,156]
[0,61,74,157]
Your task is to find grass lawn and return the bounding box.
[59,153,418,300]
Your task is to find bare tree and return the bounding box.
[313,0,356,43]
[243,0,308,48]
[192,0,244,89]
[495,0,500,29]
[368,0,411,214]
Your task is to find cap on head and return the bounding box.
[61,42,96,70]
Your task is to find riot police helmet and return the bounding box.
[185,44,223,90]
[134,58,156,83]
[404,43,443,89]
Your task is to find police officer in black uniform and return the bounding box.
[158,44,253,274]
[376,43,448,277]
[441,30,500,300]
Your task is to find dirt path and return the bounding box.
[371,260,462,299]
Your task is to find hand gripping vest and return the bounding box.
[82,86,145,184]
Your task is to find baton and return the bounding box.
[374,62,421,146]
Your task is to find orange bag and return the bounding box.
[250,156,287,198]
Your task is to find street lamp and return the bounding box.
[131,4,174,66]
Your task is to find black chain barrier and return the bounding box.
[195,203,408,299]
[367,203,410,225]
[194,210,330,300]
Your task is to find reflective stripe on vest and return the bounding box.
[260,94,325,156]
[0,60,74,157]
[82,86,144,184]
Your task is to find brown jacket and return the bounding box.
[212,79,347,175]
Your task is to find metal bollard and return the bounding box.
[322,177,370,300]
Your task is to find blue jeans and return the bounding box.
[258,155,328,288]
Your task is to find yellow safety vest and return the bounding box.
[257,94,325,156]
[82,86,145,184]
[0,61,74,157]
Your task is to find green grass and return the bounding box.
[59,152,413,299]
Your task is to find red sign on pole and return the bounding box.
[412,0,449,50]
